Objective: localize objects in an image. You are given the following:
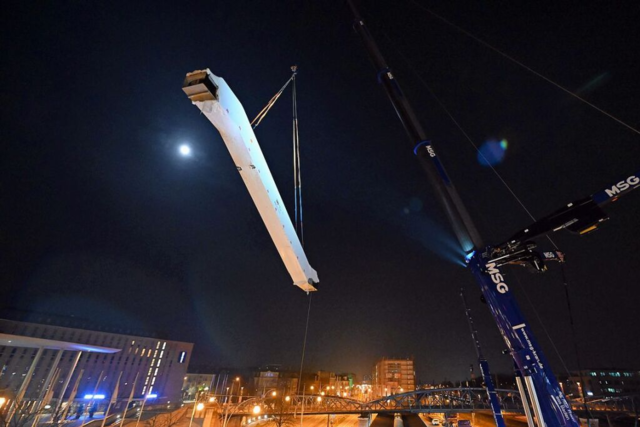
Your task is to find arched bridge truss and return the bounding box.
[225,388,524,416]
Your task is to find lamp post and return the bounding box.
[134,394,157,427]
[188,393,205,427]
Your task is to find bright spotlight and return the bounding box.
[179,144,192,157]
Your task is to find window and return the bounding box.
[179,352,187,364]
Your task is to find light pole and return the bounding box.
[134,394,157,427]
[234,377,241,404]
[188,394,205,427]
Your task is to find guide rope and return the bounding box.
[292,67,304,244]
[297,293,312,394]
[405,0,640,137]
[290,66,312,392]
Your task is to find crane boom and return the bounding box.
[182,69,319,292]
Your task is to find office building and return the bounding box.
[561,369,640,398]
[0,317,193,404]
[373,357,415,397]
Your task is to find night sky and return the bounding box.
[2,1,639,383]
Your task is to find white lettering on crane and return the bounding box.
[485,262,509,294]
[604,175,639,197]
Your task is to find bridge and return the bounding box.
[200,388,639,427]
[205,388,525,417]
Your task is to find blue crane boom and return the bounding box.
[345,3,639,427]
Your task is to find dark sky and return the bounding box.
[2,1,639,383]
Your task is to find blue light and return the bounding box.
[84,394,105,400]
[465,250,476,261]
[179,351,186,363]
[146,394,158,399]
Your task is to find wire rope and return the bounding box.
[386,34,561,249]
[297,293,312,394]
[404,0,640,137]
[379,27,588,385]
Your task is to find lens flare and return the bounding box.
[478,139,508,166]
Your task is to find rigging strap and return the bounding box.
[251,66,298,129]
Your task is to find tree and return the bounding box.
[262,387,296,427]
[1,402,50,427]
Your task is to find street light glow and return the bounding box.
[271,391,277,397]
[252,405,261,415]
[179,144,192,157]
[196,403,204,411]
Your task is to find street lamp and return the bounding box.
[252,405,261,415]
[271,391,277,397]
[188,393,206,427]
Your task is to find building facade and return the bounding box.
[182,373,216,400]
[373,357,415,397]
[561,369,640,398]
[252,366,298,396]
[0,318,193,404]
